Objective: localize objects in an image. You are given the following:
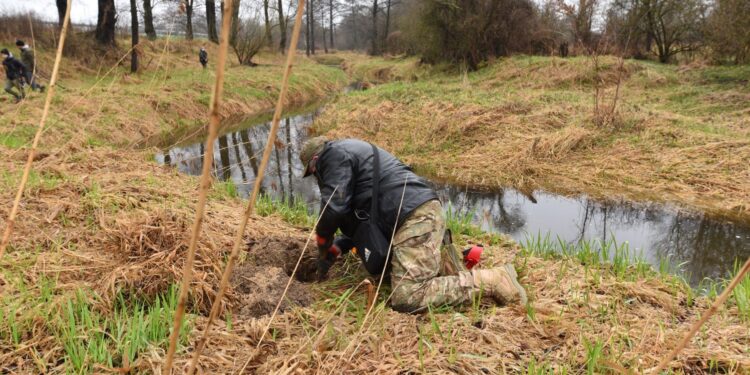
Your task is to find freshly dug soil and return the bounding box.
[230,236,319,317]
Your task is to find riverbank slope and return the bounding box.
[317,55,750,224]
[0,44,747,373]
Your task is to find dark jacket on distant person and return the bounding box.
[313,139,438,240]
[2,55,26,80]
[19,46,35,73]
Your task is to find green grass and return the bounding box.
[256,193,316,227]
[0,269,190,374]
[520,232,654,283]
[730,260,750,322]
[0,169,65,193]
[54,285,190,373]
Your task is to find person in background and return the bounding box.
[199,47,208,69]
[2,48,26,103]
[15,39,44,92]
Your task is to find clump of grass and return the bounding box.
[521,232,653,282]
[256,194,316,227]
[731,260,750,322]
[211,180,239,199]
[54,285,190,373]
[445,203,481,237]
[583,337,605,375]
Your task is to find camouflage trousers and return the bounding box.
[4,78,24,100]
[390,200,475,313]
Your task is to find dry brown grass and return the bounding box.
[316,56,750,224]
[1,46,748,373]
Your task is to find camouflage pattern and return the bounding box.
[390,200,475,312]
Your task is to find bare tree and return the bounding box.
[647,0,704,63]
[232,13,265,65]
[56,0,68,29]
[321,3,328,53]
[707,0,750,63]
[263,0,273,46]
[229,0,241,46]
[557,0,598,50]
[277,0,287,51]
[184,0,195,40]
[310,0,316,54]
[383,0,391,44]
[96,0,117,46]
[329,0,334,48]
[611,0,704,63]
[143,0,157,39]
[371,0,379,54]
[206,0,219,42]
[306,0,311,56]
[130,0,139,72]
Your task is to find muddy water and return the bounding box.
[156,109,750,286]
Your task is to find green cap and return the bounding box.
[300,136,328,177]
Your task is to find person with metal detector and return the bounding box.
[300,136,527,313]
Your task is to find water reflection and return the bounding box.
[155,112,321,208]
[436,186,750,285]
[156,111,750,286]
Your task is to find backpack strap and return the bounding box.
[369,143,380,223]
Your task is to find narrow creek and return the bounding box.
[156,104,750,287]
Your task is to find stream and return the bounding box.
[156,106,750,287]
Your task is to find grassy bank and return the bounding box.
[0,43,748,373]
[0,39,347,150]
[316,55,750,223]
[0,38,344,372]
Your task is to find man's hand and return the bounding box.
[316,235,355,281]
[316,234,334,281]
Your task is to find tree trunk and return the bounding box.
[143,0,157,39]
[230,0,241,47]
[96,0,117,46]
[264,0,273,46]
[277,0,286,52]
[371,0,379,55]
[310,0,316,54]
[206,0,218,43]
[384,0,391,46]
[305,1,311,56]
[185,0,194,40]
[329,0,334,49]
[322,6,328,53]
[56,0,67,29]
[130,0,139,72]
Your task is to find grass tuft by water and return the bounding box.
[521,231,653,283]
[256,194,316,227]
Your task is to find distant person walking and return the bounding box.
[1,48,26,103]
[199,47,208,69]
[16,40,44,92]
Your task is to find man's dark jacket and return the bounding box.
[20,48,35,73]
[313,139,438,240]
[2,56,26,80]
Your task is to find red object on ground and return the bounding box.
[463,245,483,269]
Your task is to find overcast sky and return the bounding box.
[1,0,99,24]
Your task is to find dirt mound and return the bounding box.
[230,236,319,317]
